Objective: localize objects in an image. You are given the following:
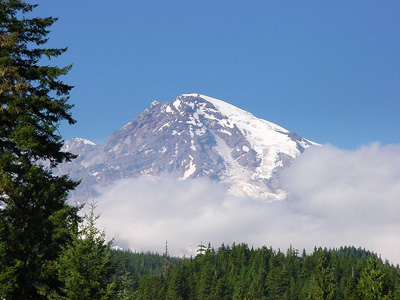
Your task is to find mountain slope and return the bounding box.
[58,94,317,202]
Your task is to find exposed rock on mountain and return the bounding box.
[58,94,317,202]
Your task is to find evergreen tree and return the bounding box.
[232,280,246,300]
[116,270,138,300]
[197,247,216,300]
[164,262,189,300]
[0,1,79,298]
[344,275,359,300]
[266,252,288,299]
[113,253,139,300]
[307,250,336,300]
[357,256,387,300]
[129,244,400,300]
[247,265,267,299]
[53,202,116,300]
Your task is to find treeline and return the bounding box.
[112,244,400,300]
[112,248,180,278]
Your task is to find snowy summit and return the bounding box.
[57,94,317,202]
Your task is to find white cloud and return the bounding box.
[94,143,400,263]
[281,142,400,262]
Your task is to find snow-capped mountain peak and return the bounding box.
[179,94,316,183]
[58,94,317,202]
[62,137,96,152]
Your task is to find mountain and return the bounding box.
[58,94,317,202]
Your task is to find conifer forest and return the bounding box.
[112,244,400,300]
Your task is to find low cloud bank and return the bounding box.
[95,143,400,263]
[281,142,400,262]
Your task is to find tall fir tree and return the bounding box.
[53,202,116,300]
[0,1,79,298]
[357,256,389,300]
[307,250,336,300]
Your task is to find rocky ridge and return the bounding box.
[58,94,317,202]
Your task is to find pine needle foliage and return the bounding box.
[127,244,400,300]
[54,201,116,300]
[0,1,79,298]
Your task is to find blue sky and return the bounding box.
[34,1,399,149]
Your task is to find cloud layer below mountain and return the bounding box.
[95,143,400,263]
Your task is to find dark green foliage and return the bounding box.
[114,244,400,300]
[53,202,116,300]
[0,1,79,298]
[116,270,139,300]
[111,248,181,278]
[307,250,336,300]
[357,256,391,300]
